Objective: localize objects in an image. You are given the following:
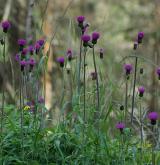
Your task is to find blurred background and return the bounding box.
[0,0,160,126]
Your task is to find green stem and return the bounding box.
[77,35,82,96]
[131,57,138,124]
[1,35,6,165]
[152,126,155,165]
[125,78,128,124]
[92,46,100,130]
[139,97,143,164]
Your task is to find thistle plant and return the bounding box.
[76,16,86,96]
[124,63,133,123]
[0,20,11,164]
[148,112,158,165]
[91,32,100,128]
[138,86,145,163]
[131,32,144,124]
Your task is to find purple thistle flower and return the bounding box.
[57,57,65,68]
[137,32,144,44]
[92,32,100,44]
[34,43,41,54]
[20,60,27,72]
[29,58,36,72]
[15,54,20,62]
[133,41,138,50]
[138,86,145,97]
[66,48,73,61]
[156,67,160,80]
[77,16,85,29]
[81,34,91,47]
[91,72,97,80]
[28,45,34,55]
[18,39,26,46]
[37,39,45,47]
[29,58,36,64]
[1,20,11,33]
[116,122,125,133]
[18,39,26,51]
[99,48,104,59]
[21,48,28,56]
[77,16,85,23]
[148,112,158,125]
[124,64,133,76]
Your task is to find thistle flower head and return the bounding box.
[37,39,45,47]
[138,86,145,97]
[81,34,91,42]
[92,32,100,44]
[137,32,144,44]
[15,54,20,62]
[77,16,85,23]
[156,67,160,75]
[1,20,11,33]
[28,45,34,55]
[57,57,65,67]
[133,41,138,50]
[21,48,28,56]
[148,112,158,125]
[138,32,144,39]
[18,39,26,46]
[124,64,133,75]
[156,67,160,80]
[34,43,41,54]
[81,34,91,47]
[66,48,73,61]
[116,122,125,133]
[20,60,27,72]
[20,60,27,66]
[29,58,36,65]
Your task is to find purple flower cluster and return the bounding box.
[15,37,45,72]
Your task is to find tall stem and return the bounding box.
[1,35,6,165]
[125,78,128,124]
[139,97,143,164]
[92,46,100,129]
[20,73,24,161]
[131,57,138,124]
[152,126,155,165]
[83,48,87,124]
[77,36,82,96]
[82,48,87,165]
